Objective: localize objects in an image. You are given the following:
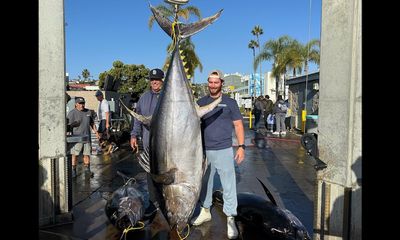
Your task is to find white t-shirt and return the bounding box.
[97,99,110,120]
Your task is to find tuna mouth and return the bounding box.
[164,185,197,230]
[115,197,144,229]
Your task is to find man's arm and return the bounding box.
[130,97,144,150]
[105,111,110,129]
[90,113,99,138]
[233,119,245,164]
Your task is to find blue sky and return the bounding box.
[65,0,321,84]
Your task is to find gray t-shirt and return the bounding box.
[67,108,94,137]
[197,95,243,150]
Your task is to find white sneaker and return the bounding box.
[273,131,280,135]
[280,131,286,135]
[192,207,211,226]
[227,216,238,239]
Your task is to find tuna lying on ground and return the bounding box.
[105,172,152,230]
[212,178,311,240]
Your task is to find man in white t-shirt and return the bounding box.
[95,90,110,143]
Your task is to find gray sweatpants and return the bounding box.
[202,148,237,217]
[275,113,286,132]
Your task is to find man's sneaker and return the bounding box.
[227,216,238,239]
[72,168,77,178]
[280,131,286,135]
[84,166,94,178]
[192,207,211,226]
[272,131,280,135]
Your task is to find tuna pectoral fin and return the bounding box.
[138,148,151,173]
[202,157,208,177]
[119,99,152,126]
[196,95,222,118]
[151,168,177,185]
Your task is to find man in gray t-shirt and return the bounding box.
[67,97,98,178]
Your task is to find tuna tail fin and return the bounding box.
[119,99,152,126]
[256,177,278,206]
[179,9,223,39]
[150,4,223,40]
[196,95,222,118]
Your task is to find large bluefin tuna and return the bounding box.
[121,3,223,236]
[212,178,311,240]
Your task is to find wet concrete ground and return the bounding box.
[39,120,316,240]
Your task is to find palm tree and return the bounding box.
[251,25,264,94]
[82,69,90,82]
[148,3,202,80]
[302,39,320,75]
[254,35,292,99]
[248,40,258,97]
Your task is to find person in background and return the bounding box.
[272,95,287,136]
[192,69,245,239]
[253,95,264,130]
[262,95,274,131]
[95,90,110,152]
[284,99,292,132]
[67,97,97,178]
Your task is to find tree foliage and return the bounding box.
[98,60,150,96]
[254,35,320,98]
[82,69,90,81]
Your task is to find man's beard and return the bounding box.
[209,86,222,96]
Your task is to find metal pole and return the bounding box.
[302,0,312,133]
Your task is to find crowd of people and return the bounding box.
[253,94,291,135]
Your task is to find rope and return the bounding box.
[168,21,179,53]
[119,221,145,240]
[176,224,190,240]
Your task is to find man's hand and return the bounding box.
[235,147,245,165]
[130,137,138,152]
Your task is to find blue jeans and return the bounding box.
[202,148,237,216]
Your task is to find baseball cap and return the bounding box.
[95,90,103,97]
[208,69,224,81]
[148,68,164,80]
[75,97,85,104]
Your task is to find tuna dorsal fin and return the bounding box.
[256,177,278,206]
[196,95,222,118]
[119,99,152,126]
[150,4,223,40]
